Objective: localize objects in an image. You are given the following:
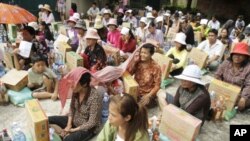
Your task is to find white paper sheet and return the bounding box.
[18,41,32,58]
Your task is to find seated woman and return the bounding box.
[83,28,107,72]
[75,20,87,55]
[218,28,232,60]
[28,54,58,100]
[49,68,102,141]
[97,93,150,141]
[215,42,250,111]
[160,65,211,125]
[13,26,49,70]
[118,27,137,54]
[37,21,54,46]
[166,32,188,76]
[107,18,121,48]
[66,17,79,51]
[128,43,161,107]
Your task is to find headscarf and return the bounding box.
[59,43,147,109]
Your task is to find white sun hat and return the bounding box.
[121,27,130,35]
[175,65,205,85]
[103,9,112,15]
[38,4,43,9]
[164,12,171,17]
[140,17,147,24]
[155,16,163,23]
[107,18,118,27]
[73,13,80,20]
[174,32,186,45]
[200,19,208,25]
[146,12,154,19]
[85,28,100,40]
[126,9,133,13]
[28,22,39,30]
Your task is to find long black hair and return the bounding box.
[70,72,91,115]
[40,21,54,41]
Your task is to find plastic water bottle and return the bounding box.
[102,92,110,124]
[11,122,26,141]
[210,91,216,108]
[12,128,26,141]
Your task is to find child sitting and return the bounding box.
[28,54,58,100]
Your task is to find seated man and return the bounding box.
[158,65,210,125]
[128,43,161,107]
[197,29,223,71]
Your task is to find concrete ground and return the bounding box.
[0,76,250,141]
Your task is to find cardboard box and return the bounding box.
[66,51,84,70]
[3,50,15,69]
[208,78,241,111]
[159,104,202,141]
[25,99,49,141]
[122,71,139,101]
[188,48,208,68]
[152,53,173,80]
[1,69,28,91]
[102,44,120,66]
[54,34,70,49]
[57,42,72,63]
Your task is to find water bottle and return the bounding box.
[210,91,216,108]
[12,128,26,141]
[148,129,153,141]
[2,129,11,141]
[102,92,110,124]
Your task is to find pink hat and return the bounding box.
[67,16,77,24]
[85,28,100,40]
[118,8,124,14]
[107,18,117,27]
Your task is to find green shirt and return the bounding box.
[97,121,150,141]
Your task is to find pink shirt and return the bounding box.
[107,29,121,48]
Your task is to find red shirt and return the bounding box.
[118,37,137,53]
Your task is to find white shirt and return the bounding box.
[87,7,100,16]
[127,17,138,28]
[135,27,146,41]
[197,39,223,59]
[42,12,55,24]
[208,20,220,30]
[102,18,110,28]
[76,34,87,54]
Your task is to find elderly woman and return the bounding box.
[41,4,55,24]
[159,65,211,125]
[128,43,161,107]
[215,42,250,111]
[49,68,102,141]
[166,32,188,76]
[118,27,137,54]
[107,18,121,48]
[83,28,107,72]
[66,17,79,51]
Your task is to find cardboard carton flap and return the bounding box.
[1,69,28,85]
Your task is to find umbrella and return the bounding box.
[0,3,37,24]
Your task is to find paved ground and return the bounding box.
[0,76,250,141]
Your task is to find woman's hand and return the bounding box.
[13,48,20,54]
[238,97,246,111]
[69,127,80,133]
